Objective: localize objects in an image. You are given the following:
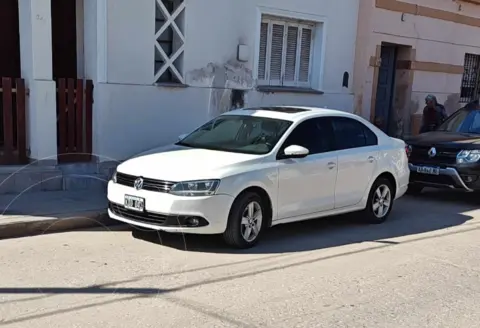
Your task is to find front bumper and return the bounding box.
[107,181,235,234]
[408,163,474,191]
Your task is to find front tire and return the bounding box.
[223,192,265,249]
[362,177,394,224]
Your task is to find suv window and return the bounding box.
[332,117,378,150]
[437,108,480,134]
[279,118,334,156]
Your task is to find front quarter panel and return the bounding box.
[216,165,279,221]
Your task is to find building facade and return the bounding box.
[0,0,360,171]
[353,0,480,138]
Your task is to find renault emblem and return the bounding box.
[428,147,436,158]
[134,177,144,190]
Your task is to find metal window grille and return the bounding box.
[154,0,185,84]
[460,53,480,103]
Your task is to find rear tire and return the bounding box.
[361,177,394,224]
[223,192,266,249]
[406,184,423,195]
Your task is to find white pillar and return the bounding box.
[18,0,57,165]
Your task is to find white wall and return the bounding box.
[85,0,360,161]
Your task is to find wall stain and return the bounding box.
[443,93,461,115]
[353,93,363,116]
[186,60,253,118]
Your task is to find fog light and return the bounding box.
[186,217,200,227]
[461,175,477,183]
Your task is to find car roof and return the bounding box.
[221,106,361,122]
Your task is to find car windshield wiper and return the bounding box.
[175,141,195,148]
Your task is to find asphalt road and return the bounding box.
[1,190,480,327]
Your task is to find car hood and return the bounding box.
[406,131,480,148]
[116,144,263,181]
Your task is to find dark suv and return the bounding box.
[406,103,480,194]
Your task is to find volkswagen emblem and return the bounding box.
[428,147,437,158]
[133,177,144,190]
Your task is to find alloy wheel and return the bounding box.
[372,184,391,218]
[241,201,263,242]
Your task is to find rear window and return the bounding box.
[332,117,378,150]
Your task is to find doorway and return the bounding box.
[0,0,21,155]
[51,0,78,79]
[0,0,21,78]
[374,44,397,134]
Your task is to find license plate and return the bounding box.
[416,166,440,175]
[124,195,145,212]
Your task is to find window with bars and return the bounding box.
[154,0,185,84]
[257,16,315,88]
[460,53,480,103]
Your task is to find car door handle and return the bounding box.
[327,162,336,169]
[367,156,375,163]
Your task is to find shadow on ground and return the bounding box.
[0,190,479,326]
[131,189,479,254]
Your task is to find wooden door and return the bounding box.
[374,46,397,134]
[0,0,21,151]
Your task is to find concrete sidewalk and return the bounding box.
[0,190,119,239]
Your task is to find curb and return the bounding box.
[0,210,124,240]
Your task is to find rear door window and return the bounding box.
[331,117,378,150]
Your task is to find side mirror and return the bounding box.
[178,134,187,141]
[282,145,309,158]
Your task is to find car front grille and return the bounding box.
[409,145,458,165]
[108,202,209,227]
[109,202,168,225]
[116,172,176,192]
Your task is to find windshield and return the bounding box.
[176,115,292,154]
[436,108,480,134]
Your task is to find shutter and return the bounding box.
[299,27,312,82]
[269,23,285,84]
[258,22,268,80]
[284,25,298,82]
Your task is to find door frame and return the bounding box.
[373,44,397,135]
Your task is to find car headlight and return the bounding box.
[111,170,117,183]
[169,179,220,196]
[457,150,480,163]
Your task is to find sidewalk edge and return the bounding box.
[0,211,123,240]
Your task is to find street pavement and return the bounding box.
[1,190,480,327]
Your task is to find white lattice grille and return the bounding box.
[155,0,185,83]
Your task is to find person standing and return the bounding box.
[419,94,448,134]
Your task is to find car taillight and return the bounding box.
[405,145,412,158]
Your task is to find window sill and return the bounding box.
[256,85,324,95]
[154,82,188,88]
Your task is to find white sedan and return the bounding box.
[107,106,409,248]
